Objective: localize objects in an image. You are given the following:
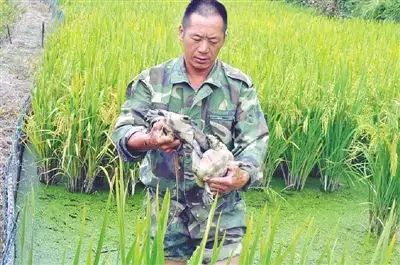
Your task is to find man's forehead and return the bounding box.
[188,31,222,39]
[184,13,225,34]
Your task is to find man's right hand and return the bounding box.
[146,120,181,153]
[127,120,181,153]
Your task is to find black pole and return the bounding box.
[41,22,45,48]
[6,24,12,44]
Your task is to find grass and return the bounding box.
[0,0,14,38]
[25,0,400,235]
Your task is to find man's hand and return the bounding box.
[127,120,181,153]
[146,120,181,153]
[204,164,250,194]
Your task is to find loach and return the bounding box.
[146,109,243,204]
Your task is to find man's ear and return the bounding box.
[178,25,184,41]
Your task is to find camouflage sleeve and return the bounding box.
[111,78,151,162]
[232,85,269,190]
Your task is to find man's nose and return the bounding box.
[198,40,209,53]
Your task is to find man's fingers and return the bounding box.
[160,145,174,152]
[209,187,224,194]
[170,139,181,148]
[153,120,166,128]
[159,134,174,142]
[227,163,238,171]
[159,139,181,151]
[155,136,174,148]
[205,176,231,185]
[209,183,226,193]
[157,134,179,145]
[163,148,174,153]
[226,165,243,178]
[150,121,181,150]
[224,169,235,178]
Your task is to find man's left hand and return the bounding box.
[204,164,250,194]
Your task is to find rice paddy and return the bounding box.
[16,149,400,264]
[17,0,400,263]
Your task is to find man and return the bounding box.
[112,0,268,264]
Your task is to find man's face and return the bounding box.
[179,13,226,73]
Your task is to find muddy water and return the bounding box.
[16,149,399,264]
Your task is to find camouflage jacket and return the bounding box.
[112,56,268,219]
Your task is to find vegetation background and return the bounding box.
[286,0,400,21]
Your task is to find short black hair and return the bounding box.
[182,0,228,33]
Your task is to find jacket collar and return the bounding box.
[170,56,222,88]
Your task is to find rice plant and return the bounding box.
[319,110,356,191]
[285,110,323,190]
[358,0,400,21]
[187,195,219,265]
[263,114,291,187]
[369,201,399,265]
[26,0,400,197]
[16,191,35,265]
[26,1,182,192]
[366,133,399,234]
[352,100,400,234]
[22,1,400,245]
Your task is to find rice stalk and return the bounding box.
[366,135,400,235]
[352,102,400,234]
[319,110,356,191]
[188,195,219,265]
[239,205,268,264]
[285,110,323,190]
[369,201,398,265]
[93,193,112,265]
[17,191,35,265]
[263,115,291,187]
[258,209,280,265]
[73,206,88,265]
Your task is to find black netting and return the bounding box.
[1,1,64,264]
[1,97,30,265]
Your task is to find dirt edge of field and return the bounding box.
[0,0,54,261]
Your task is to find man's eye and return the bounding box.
[192,37,201,42]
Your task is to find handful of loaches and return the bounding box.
[146,109,244,205]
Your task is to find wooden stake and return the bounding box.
[41,22,45,48]
[7,24,12,44]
